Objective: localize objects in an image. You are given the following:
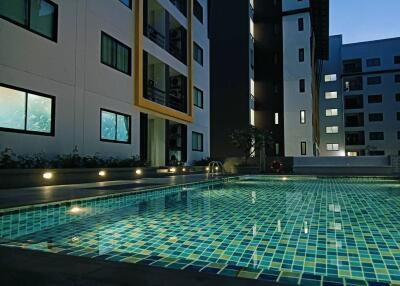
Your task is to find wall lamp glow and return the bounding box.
[135,169,142,175]
[169,167,176,173]
[43,172,53,180]
[98,170,106,177]
[182,168,186,172]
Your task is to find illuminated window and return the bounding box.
[326,126,339,134]
[250,109,255,126]
[325,91,338,99]
[300,110,306,124]
[250,18,254,38]
[250,79,255,96]
[324,74,337,82]
[274,113,279,125]
[325,109,338,117]
[327,144,339,151]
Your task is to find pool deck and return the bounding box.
[0,173,228,209]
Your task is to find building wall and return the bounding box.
[0,0,210,164]
[319,36,400,156]
[282,0,314,156]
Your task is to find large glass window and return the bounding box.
[326,144,339,151]
[192,131,203,152]
[325,91,337,99]
[0,85,54,135]
[101,32,131,75]
[193,42,203,66]
[324,74,337,82]
[100,109,130,143]
[326,109,338,117]
[0,0,57,41]
[326,126,339,134]
[194,87,203,108]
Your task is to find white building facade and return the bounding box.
[0,0,210,166]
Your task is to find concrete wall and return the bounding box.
[282,0,314,156]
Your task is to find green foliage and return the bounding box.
[0,147,146,169]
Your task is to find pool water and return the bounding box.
[1,176,400,285]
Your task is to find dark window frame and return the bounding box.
[101,31,132,75]
[194,86,204,109]
[0,0,58,42]
[369,132,384,141]
[299,48,305,62]
[366,58,381,67]
[192,131,204,152]
[299,79,305,93]
[368,113,384,122]
[395,56,400,64]
[395,74,400,83]
[300,110,306,124]
[301,141,307,155]
[100,108,131,144]
[119,0,132,9]
[367,76,382,85]
[298,18,304,31]
[396,93,400,102]
[193,0,203,24]
[193,42,203,66]
[368,94,382,104]
[0,83,56,136]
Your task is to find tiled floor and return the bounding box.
[1,176,400,285]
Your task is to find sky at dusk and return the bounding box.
[330,0,400,43]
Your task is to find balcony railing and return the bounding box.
[145,81,187,113]
[148,25,166,49]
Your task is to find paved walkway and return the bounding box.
[0,174,226,209]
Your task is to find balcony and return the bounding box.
[343,76,363,91]
[144,0,187,64]
[345,113,364,128]
[344,95,363,109]
[169,0,187,16]
[343,59,362,74]
[144,52,187,113]
[346,131,365,146]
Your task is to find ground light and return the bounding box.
[182,168,186,172]
[282,177,288,181]
[42,172,53,180]
[205,167,210,172]
[135,169,142,175]
[98,170,106,177]
[169,167,176,173]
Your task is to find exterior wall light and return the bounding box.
[135,169,142,175]
[182,168,186,172]
[43,172,53,180]
[98,170,106,177]
[169,167,176,173]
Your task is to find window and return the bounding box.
[100,109,130,143]
[394,56,400,64]
[324,74,337,82]
[398,131,400,140]
[326,109,338,117]
[325,91,338,99]
[397,112,400,121]
[326,126,339,134]
[250,109,255,126]
[369,113,383,122]
[299,48,305,62]
[301,142,306,155]
[369,132,384,141]
[274,113,279,125]
[101,32,131,75]
[275,143,280,156]
[367,76,381,85]
[194,87,203,108]
[250,18,254,39]
[299,79,305,93]
[300,110,306,124]
[0,0,58,41]
[368,95,382,103]
[326,144,339,151]
[366,58,381,67]
[192,131,203,151]
[370,150,385,156]
[193,0,203,23]
[396,93,400,102]
[298,18,304,31]
[250,79,255,96]
[395,74,400,83]
[119,0,131,8]
[0,84,55,135]
[194,42,203,66]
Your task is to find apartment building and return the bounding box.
[319,36,400,156]
[210,0,329,159]
[0,0,210,166]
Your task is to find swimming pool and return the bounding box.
[1,176,399,285]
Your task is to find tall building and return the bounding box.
[319,36,400,157]
[0,0,210,166]
[210,0,329,159]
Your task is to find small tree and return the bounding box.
[230,126,267,165]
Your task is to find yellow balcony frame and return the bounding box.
[135,0,194,123]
